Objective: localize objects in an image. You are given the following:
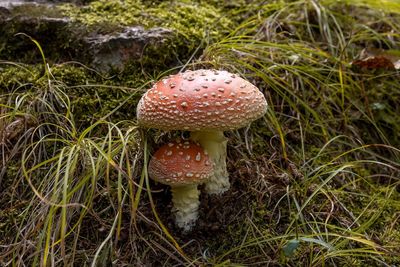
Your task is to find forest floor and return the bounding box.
[1,0,400,266]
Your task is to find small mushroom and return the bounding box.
[148,139,213,231]
[138,69,267,194]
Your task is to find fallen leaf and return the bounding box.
[351,55,395,70]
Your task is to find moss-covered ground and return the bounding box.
[1,0,400,266]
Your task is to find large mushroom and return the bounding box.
[148,139,213,231]
[138,69,267,194]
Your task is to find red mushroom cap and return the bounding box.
[137,69,267,131]
[148,139,213,186]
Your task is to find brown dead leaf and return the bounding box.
[352,55,395,70]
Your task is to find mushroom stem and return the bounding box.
[190,131,229,194]
[170,184,200,231]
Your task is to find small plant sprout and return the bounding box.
[137,69,267,194]
[148,139,213,231]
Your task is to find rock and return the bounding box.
[0,14,75,61]
[0,7,11,18]
[0,0,90,7]
[0,1,29,8]
[86,26,173,71]
[0,1,175,72]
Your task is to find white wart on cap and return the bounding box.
[137,69,267,131]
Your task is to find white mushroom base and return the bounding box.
[170,184,200,231]
[190,131,230,194]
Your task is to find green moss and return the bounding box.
[0,65,43,92]
[60,0,235,43]
[0,64,143,124]
[50,64,91,85]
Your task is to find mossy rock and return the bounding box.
[0,0,237,73]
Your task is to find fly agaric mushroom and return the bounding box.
[148,139,213,231]
[138,69,267,194]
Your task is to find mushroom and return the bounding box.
[148,139,213,231]
[138,69,267,194]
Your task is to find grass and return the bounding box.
[1,0,400,266]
